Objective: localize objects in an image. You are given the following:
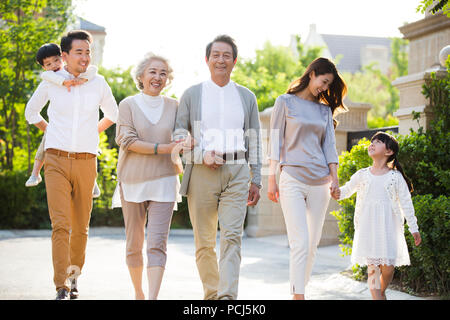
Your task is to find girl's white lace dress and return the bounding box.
[351,171,411,266]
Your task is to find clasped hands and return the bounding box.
[63,78,88,92]
[203,150,225,170]
[203,150,260,206]
[167,135,195,155]
[330,178,340,200]
[268,175,341,201]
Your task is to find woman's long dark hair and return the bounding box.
[370,131,414,193]
[287,57,348,127]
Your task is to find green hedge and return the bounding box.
[0,131,192,230]
[0,170,50,229]
[0,170,192,230]
[399,194,449,296]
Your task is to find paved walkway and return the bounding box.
[0,227,426,300]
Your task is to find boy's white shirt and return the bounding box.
[40,65,98,86]
[338,167,419,234]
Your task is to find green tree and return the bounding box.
[417,0,450,17]
[342,37,408,126]
[365,38,409,116]
[342,70,392,118]
[231,36,322,111]
[98,65,138,147]
[0,0,74,172]
[293,34,324,68]
[99,65,138,105]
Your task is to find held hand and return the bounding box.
[63,80,73,92]
[330,188,341,200]
[412,232,422,246]
[176,136,195,155]
[247,183,261,206]
[329,178,340,200]
[182,136,195,150]
[267,175,279,203]
[73,78,88,86]
[203,151,224,170]
[160,141,180,154]
[62,78,88,92]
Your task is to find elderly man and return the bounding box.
[25,30,118,300]
[174,34,262,300]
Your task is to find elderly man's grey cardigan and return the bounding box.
[174,82,263,196]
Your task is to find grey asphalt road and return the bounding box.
[0,227,426,300]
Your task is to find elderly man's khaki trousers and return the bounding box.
[187,163,250,300]
[44,151,97,291]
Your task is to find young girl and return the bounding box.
[333,131,421,300]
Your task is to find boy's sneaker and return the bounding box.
[67,265,80,299]
[70,278,79,300]
[25,174,42,187]
[93,181,101,198]
[55,288,70,300]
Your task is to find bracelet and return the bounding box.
[154,143,159,155]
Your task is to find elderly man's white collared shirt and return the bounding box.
[201,79,246,153]
[25,68,118,154]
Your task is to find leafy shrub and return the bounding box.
[0,168,191,229]
[397,131,450,197]
[0,170,50,229]
[398,195,449,297]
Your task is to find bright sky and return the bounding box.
[73,0,425,96]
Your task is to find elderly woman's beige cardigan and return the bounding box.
[115,95,183,184]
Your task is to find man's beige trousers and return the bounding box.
[187,163,250,300]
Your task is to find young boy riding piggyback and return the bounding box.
[25,43,100,198]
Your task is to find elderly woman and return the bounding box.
[112,52,185,300]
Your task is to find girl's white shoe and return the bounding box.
[25,174,42,187]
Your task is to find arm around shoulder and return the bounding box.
[80,65,98,81]
[40,71,65,86]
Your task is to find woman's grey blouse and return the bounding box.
[268,94,339,186]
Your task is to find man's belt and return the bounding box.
[46,148,96,160]
[220,151,246,161]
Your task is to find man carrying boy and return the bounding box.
[25,43,99,199]
[25,30,118,300]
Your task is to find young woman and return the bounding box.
[335,132,421,300]
[267,57,347,300]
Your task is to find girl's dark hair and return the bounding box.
[36,43,61,66]
[287,57,348,127]
[60,30,93,54]
[370,131,414,193]
[206,34,238,61]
